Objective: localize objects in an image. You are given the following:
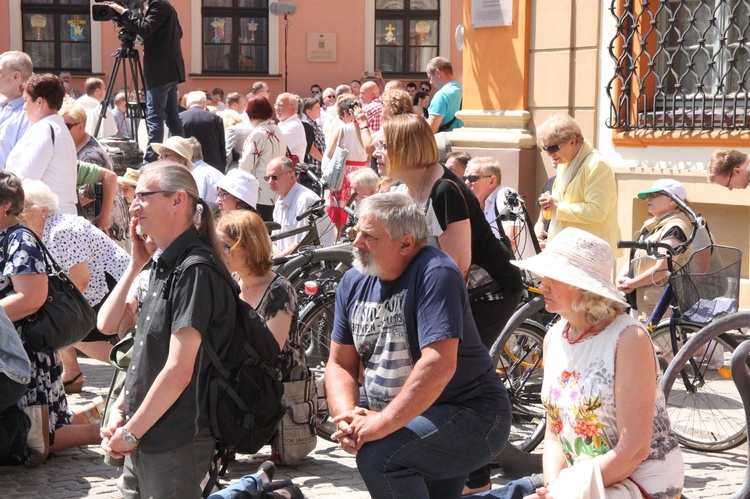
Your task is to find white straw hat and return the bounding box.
[216,169,259,209]
[151,136,194,167]
[511,227,628,306]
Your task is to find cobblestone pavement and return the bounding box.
[0,358,746,498]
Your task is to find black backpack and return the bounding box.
[169,254,285,454]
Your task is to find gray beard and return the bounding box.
[352,247,383,277]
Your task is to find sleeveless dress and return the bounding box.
[542,313,684,498]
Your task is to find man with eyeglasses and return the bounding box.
[0,51,32,169]
[266,156,335,257]
[464,157,535,259]
[425,57,463,133]
[274,93,306,163]
[707,148,750,191]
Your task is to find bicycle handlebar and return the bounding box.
[295,198,326,221]
[297,163,329,191]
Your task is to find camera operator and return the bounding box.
[102,0,185,163]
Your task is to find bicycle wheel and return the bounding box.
[298,293,337,441]
[276,247,352,306]
[657,314,748,452]
[492,319,547,453]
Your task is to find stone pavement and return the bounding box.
[0,357,746,498]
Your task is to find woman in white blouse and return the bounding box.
[6,73,78,215]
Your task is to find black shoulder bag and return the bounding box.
[3,225,96,353]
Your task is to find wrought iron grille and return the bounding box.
[606,0,750,131]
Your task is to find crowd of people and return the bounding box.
[0,8,743,493]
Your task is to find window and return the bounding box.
[606,0,750,131]
[202,0,269,74]
[375,0,439,77]
[21,0,91,72]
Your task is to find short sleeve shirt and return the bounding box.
[0,225,47,299]
[427,81,464,131]
[123,228,236,453]
[332,246,508,413]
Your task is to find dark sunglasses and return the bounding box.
[463,175,490,183]
[65,122,80,130]
[263,171,294,182]
[420,87,430,91]
[541,143,562,154]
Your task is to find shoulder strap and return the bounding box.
[2,224,63,275]
[492,201,510,242]
[48,123,55,146]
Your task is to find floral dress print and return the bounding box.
[255,274,306,382]
[0,225,72,445]
[542,313,683,498]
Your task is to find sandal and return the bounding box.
[63,372,85,394]
[82,396,105,423]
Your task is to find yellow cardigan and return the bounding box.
[548,140,621,255]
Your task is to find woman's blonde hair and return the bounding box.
[536,114,584,146]
[571,288,621,326]
[216,209,273,277]
[382,114,439,175]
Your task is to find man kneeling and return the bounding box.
[325,192,511,499]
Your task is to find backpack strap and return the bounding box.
[48,123,55,146]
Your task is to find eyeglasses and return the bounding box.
[646,192,667,200]
[323,94,335,100]
[22,204,38,214]
[274,103,285,109]
[159,151,178,160]
[420,87,430,91]
[724,170,735,188]
[373,142,387,153]
[264,171,294,182]
[216,189,232,200]
[65,122,80,130]
[463,175,490,184]
[541,143,562,154]
[133,190,174,202]
[221,244,233,255]
[311,90,321,94]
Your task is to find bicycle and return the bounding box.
[617,194,746,452]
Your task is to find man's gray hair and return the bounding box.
[186,136,203,161]
[358,192,429,248]
[1,51,33,81]
[186,90,207,107]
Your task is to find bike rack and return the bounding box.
[730,339,750,499]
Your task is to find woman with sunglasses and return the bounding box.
[615,179,694,321]
[379,114,523,494]
[536,114,620,253]
[6,73,78,215]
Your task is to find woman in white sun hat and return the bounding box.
[215,168,260,213]
[615,179,693,321]
[500,227,684,499]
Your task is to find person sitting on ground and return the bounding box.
[326,192,511,499]
[482,227,684,498]
[187,136,224,205]
[616,179,694,321]
[22,179,130,395]
[0,172,100,467]
[215,168,260,214]
[267,156,335,257]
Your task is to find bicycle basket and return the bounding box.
[668,244,742,323]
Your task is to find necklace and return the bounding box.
[562,322,602,344]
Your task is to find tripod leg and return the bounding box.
[96,57,123,138]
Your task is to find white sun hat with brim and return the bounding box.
[216,169,259,209]
[510,227,628,307]
[151,136,194,168]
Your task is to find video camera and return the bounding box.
[91,0,143,48]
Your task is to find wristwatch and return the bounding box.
[121,428,140,446]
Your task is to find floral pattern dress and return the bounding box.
[255,274,306,382]
[542,313,683,498]
[0,225,72,444]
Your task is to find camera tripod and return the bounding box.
[94,33,147,142]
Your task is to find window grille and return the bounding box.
[202,0,269,74]
[605,0,750,131]
[22,0,91,72]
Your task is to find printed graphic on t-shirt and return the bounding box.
[350,289,413,411]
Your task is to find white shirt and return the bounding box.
[278,114,306,161]
[192,160,224,204]
[0,96,30,169]
[272,182,335,254]
[7,114,78,214]
[76,94,118,138]
[225,122,254,170]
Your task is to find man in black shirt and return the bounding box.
[101,163,235,498]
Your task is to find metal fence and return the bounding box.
[605,0,750,131]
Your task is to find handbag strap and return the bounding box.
[2,224,65,276]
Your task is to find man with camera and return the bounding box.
[100,0,186,163]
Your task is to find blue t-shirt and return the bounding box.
[427,81,464,131]
[332,246,507,412]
